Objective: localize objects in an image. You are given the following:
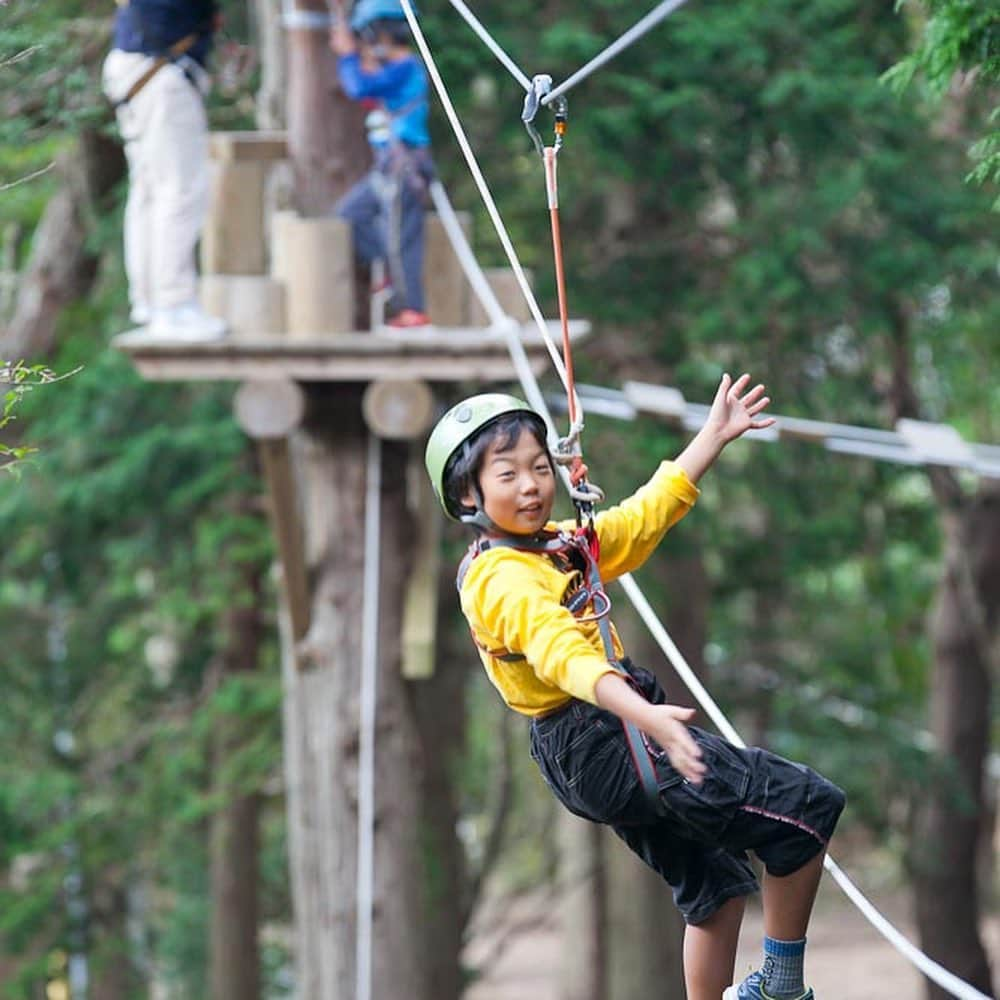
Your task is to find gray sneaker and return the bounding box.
[723,970,814,1000]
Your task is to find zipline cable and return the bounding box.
[445,0,532,92]
[356,432,382,1000]
[542,0,693,105]
[399,0,582,426]
[406,5,992,999]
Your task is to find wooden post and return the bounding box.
[271,211,354,335]
[202,161,270,275]
[424,213,472,327]
[361,380,438,681]
[282,9,431,997]
[286,0,368,215]
[361,378,435,441]
[233,379,310,645]
[400,458,441,680]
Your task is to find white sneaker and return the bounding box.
[149,302,227,341]
[130,304,151,326]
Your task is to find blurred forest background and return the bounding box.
[0,0,997,998]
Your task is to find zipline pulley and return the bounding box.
[522,73,568,157]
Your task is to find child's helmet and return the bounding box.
[425,393,545,521]
[350,0,414,32]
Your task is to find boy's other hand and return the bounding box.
[645,705,706,785]
[707,372,775,445]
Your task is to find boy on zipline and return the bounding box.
[424,375,845,1000]
[331,0,434,328]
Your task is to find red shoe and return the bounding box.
[387,309,431,328]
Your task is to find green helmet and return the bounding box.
[425,393,543,521]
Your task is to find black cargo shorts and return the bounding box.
[528,660,845,925]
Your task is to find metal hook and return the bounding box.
[522,73,569,156]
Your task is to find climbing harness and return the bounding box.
[457,527,666,817]
[109,29,205,109]
[404,2,990,993]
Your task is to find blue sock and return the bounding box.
[761,936,806,997]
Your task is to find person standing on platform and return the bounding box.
[331,0,435,329]
[103,0,227,341]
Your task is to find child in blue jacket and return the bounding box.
[331,0,434,328]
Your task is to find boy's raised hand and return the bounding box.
[707,372,775,444]
[675,371,775,483]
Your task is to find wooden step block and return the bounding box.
[202,160,270,275]
[271,211,354,336]
[200,275,286,337]
[424,213,472,327]
[468,266,534,327]
[401,459,440,679]
[209,130,289,163]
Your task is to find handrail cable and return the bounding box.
[444,0,532,91]
[400,4,992,998]
[542,0,693,105]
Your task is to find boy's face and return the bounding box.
[463,427,555,535]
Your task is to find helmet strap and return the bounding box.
[459,485,498,532]
[460,509,498,532]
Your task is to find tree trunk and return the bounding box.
[209,548,264,1000]
[253,0,287,130]
[554,550,704,1000]
[558,814,606,1000]
[604,553,705,1000]
[886,304,997,999]
[89,878,140,1000]
[286,3,368,217]
[279,17,433,996]
[408,545,472,1000]
[1,128,124,361]
[280,388,426,999]
[606,825,685,1000]
[911,487,998,1000]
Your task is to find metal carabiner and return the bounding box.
[522,73,552,157]
[522,73,568,157]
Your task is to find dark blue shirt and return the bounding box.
[113,1,216,67]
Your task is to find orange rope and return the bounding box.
[543,147,577,428]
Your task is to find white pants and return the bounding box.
[102,49,210,313]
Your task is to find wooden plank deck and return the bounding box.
[113,320,589,383]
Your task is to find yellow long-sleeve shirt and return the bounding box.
[459,461,699,716]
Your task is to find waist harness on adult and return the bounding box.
[111,8,210,110]
[457,525,665,816]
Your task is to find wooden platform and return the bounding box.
[113,320,590,383]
